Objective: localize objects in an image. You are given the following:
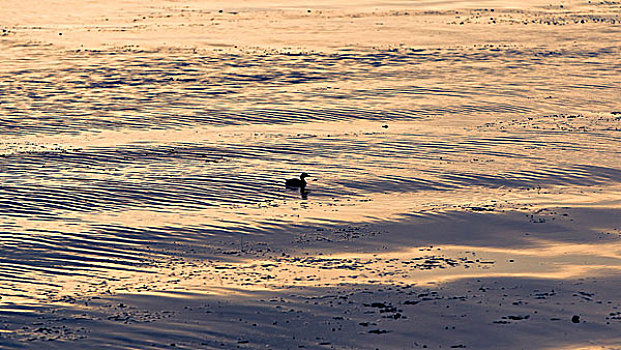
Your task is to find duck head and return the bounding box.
[300,172,311,179]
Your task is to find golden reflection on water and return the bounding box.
[11,182,619,236]
[2,115,619,306]
[59,239,621,303]
[3,209,619,307]
[1,7,620,350]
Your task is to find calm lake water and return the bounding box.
[0,0,620,342]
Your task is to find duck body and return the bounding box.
[285,172,311,188]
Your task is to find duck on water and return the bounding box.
[286,172,311,188]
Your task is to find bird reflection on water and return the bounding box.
[285,173,312,199]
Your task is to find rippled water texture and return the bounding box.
[0,0,620,348]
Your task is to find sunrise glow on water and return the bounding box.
[1,1,620,348]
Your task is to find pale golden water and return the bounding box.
[0,0,620,349]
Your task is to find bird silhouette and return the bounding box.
[285,172,311,188]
